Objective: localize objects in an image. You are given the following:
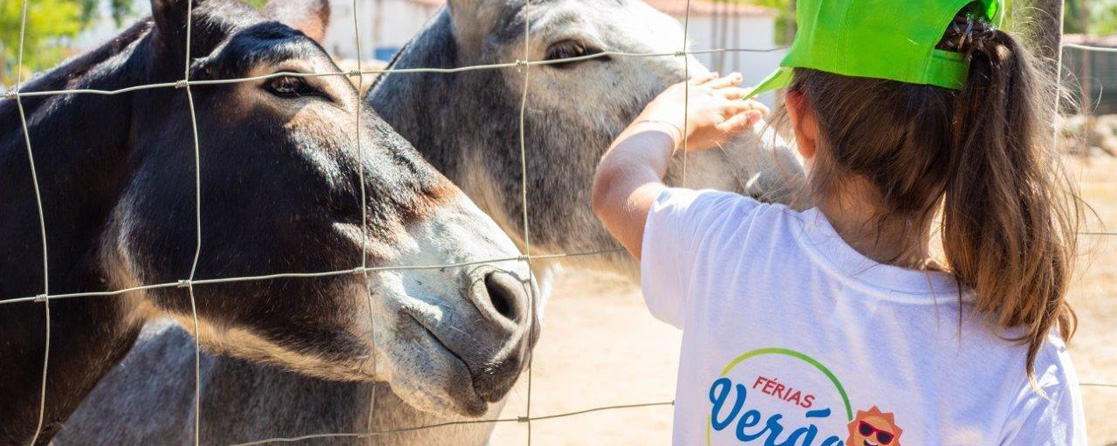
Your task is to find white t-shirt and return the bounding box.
[641,188,1086,446]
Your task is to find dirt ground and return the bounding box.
[489,157,1117,446]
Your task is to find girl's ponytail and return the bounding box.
[940,16,1080,380]
[782,7,1082,381]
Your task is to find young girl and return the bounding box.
[591,0,1086,444]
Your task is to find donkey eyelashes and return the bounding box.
[543,39,607,68]
[265,75,325,99]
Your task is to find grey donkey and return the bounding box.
[55,0,806,444]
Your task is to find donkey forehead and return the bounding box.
[480,0,681,46]
[207,22,332,70]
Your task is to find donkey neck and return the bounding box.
[0,21,159,445]
[0,20,160,301]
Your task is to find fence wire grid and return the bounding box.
[4,2,1117,446]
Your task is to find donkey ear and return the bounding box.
[446,0,479,19]
[446,0,492,49]
[263,0,331,44]
[151,0,203,57]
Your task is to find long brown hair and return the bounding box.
[779,7,1081,380]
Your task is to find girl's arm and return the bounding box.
[591,72,767,260]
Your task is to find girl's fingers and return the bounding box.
[715,111,763,133]
[753,103,770,116]
[743,99,770,115]
[746,110,764,124]
[723,99,769,117]
[720,87,751,100]
[714,114,747,133]
[689,72,719,85]
[705,73,743,89]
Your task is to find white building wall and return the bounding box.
[324,0,439,61]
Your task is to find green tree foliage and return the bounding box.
[1065,0,1117,36]
[0,0,83,87]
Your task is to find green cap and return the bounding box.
[745,0,1004,100]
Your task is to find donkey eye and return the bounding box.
[266,75,316,98]
[543,40,605,68]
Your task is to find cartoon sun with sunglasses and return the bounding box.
[847,406,903,446]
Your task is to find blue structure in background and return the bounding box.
[375,47,401,61]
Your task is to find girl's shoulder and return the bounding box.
[997,330,1085,444]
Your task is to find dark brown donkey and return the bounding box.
[0,0,538,443]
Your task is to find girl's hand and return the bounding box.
[637,72,769,152]
[591,73,767,260]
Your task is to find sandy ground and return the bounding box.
[489,157,1117,446]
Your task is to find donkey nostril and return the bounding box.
[483,271,524,322]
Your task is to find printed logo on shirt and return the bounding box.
[847,407,903,446]
[705,347,902,446]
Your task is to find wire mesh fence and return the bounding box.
[4,1,1117,445]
